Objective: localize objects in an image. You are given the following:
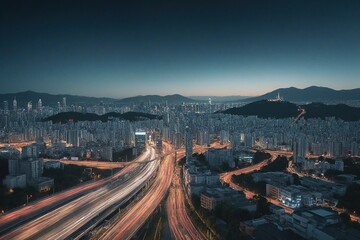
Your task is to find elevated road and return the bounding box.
[100,142,175,240]
[0,148,158,239]
[167,166,206,240]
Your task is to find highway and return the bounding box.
[0,148,158,240]
[100,142,174,240]
[167,166,206,240]
[0,148,152,235]
[44,158,126,169]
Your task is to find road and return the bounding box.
[100,142,175,240]
[219,150,280,187]
[0,148,158,239]
[167,166,206,240]
[0,148,152,234]
[220,150,295,214]
[0,141,35,151]
[44,159,126,170]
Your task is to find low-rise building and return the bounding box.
[266,184,322,208]
[3,174,26,188]
[252,172,293,186]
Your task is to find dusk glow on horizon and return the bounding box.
[1,0,359,98]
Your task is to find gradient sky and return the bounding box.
[1,0,360,98]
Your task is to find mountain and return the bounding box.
[241,86,360,103]
[0,91,117,106]
[189,96,250,102]
[43,111,162,124]
[117,94,197,104]
[219,100,360,121]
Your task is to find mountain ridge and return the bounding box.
[0,90,117,106]
[116,94,198,104]
[241,86,360,103]
[219,100,360,121]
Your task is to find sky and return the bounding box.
[1,0,360,98]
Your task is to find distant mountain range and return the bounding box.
[2,86,360,107]
[241,86,360,103]
[219,100,360,121]
[116,94,197,104]
[190,96,250,102]
[43,111,161,124]
[0,91,117,106]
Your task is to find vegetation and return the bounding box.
[0,186,49,212]
[259,156,288,172]
[43,164,112,192]
[253,195,270,216]
[252,151,271,164]
[43,111,162,124]
[232,174,267,195]
[214,200,252,240]
[0,158,9,181]
[338,183,360,215]
[219,99,360,121]
[343,157,360,178]
[112,148,135,162]
[177,156,186,166]
[324,169,343,180]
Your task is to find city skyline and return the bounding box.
[1,1,360,98]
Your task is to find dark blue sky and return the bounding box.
[1,0,359,98]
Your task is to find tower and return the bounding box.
[37,99,42,112]
[208,98,212,113]
[13,98,17,111]
[185,126,192,163]
[62,97,67,112]
[3,100,8,113]
[27,101,32,112]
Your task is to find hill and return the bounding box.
[219,100,360,121]
[189,96,249,102]
[117,94,197,104]
[0,91,117,106]
[43,111,161,124]
[241,86,360,103]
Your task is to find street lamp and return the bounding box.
[26,194,32,204]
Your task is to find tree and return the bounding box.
[340,212,351,224]
[255,195,270,215]
[292,173,301,185]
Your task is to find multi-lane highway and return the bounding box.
[0,148,153,235]
[44,158,127,169]
[167,166,206,240]
[100,142,174,240]
[0,148,158,240]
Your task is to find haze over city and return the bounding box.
[1,0,360,98]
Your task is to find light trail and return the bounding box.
[0,148,159,239]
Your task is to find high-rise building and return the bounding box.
[57,102,61,112]
[3,100,8,113]
[185,126,192,163]
[22,145,38,158]
[62,97,67,112]
[135,131,146,154]
[20,159,41,180]
[351,141,359,156]
[27,101,32,112]
[37,99,42,111]
[13,98,17,111]
[8,159,19,175]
